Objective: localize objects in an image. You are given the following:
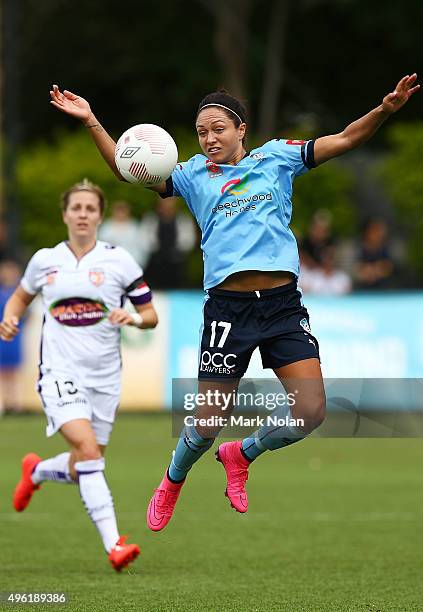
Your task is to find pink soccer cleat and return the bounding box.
[13,453,42,512]
[216,441,250,513]
[108,536,140,572]
[147,472,185,531]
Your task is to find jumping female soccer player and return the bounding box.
[0,180,158,568]
[49,74,419,531]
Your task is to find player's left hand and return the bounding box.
[382,73,420,113]
[108,308,134,327]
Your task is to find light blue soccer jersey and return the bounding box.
[162,139,315,289]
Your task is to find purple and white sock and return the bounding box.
[31,452,74,485]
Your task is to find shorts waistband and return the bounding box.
[208,280,298,299]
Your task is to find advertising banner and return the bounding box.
[13,291,423,411]
[168,291,423,411]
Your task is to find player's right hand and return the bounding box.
[0,316,20,341]
[49,84,92,124]
[382,74,420,114]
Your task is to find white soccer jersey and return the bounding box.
[21,241,152,390]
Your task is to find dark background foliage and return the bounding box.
[1,0,422,276]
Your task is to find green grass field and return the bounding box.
[1,414,422,612]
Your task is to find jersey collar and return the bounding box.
[63,240,98,263]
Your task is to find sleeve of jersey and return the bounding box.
[159,160,193,201]
[20,251,43,295]
[125,277,152,306]
[117,248,152,305]
[270,139,316,177]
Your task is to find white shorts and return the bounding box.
[38,371,120,445]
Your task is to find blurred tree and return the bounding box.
[1,0,22,254]
[378,122,423,276]
[281,0,422,134]
[257,0,290,140]
[5,0,421,280]
[198,0,254,103]
[292,159,355,238]
[14,0,421,144]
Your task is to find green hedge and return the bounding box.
[378,122,423,274]
[16,128,355,255]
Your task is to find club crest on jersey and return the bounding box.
[206,159,223,178]
[250,152,265,160]
[299,318,311,333]
[89,269,105,286]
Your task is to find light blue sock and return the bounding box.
[168,425,214,482]
[242,408,305,461]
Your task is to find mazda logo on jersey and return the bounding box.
[200,350,237,374]
[49,297,108,327]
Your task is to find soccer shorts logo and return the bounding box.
[200,350,237,374]
[299,317,311,333]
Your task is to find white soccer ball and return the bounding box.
[114,124,178,185]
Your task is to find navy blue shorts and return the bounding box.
[198,281,320,380]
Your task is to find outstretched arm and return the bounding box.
[49,85,166,193]
[50,85,123,180]
[314,74,420,166]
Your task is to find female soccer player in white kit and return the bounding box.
[49,74,419,532]
[0,179,158,570]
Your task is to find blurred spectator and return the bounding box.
[300,246,352,295]
[140,197,196,289]
[98,200,146,265]
[355,219,395,290]
[0,218,8,263]
[301,210,334,268]
[0,260,24,415]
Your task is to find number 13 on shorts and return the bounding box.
[209,321,231,348]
